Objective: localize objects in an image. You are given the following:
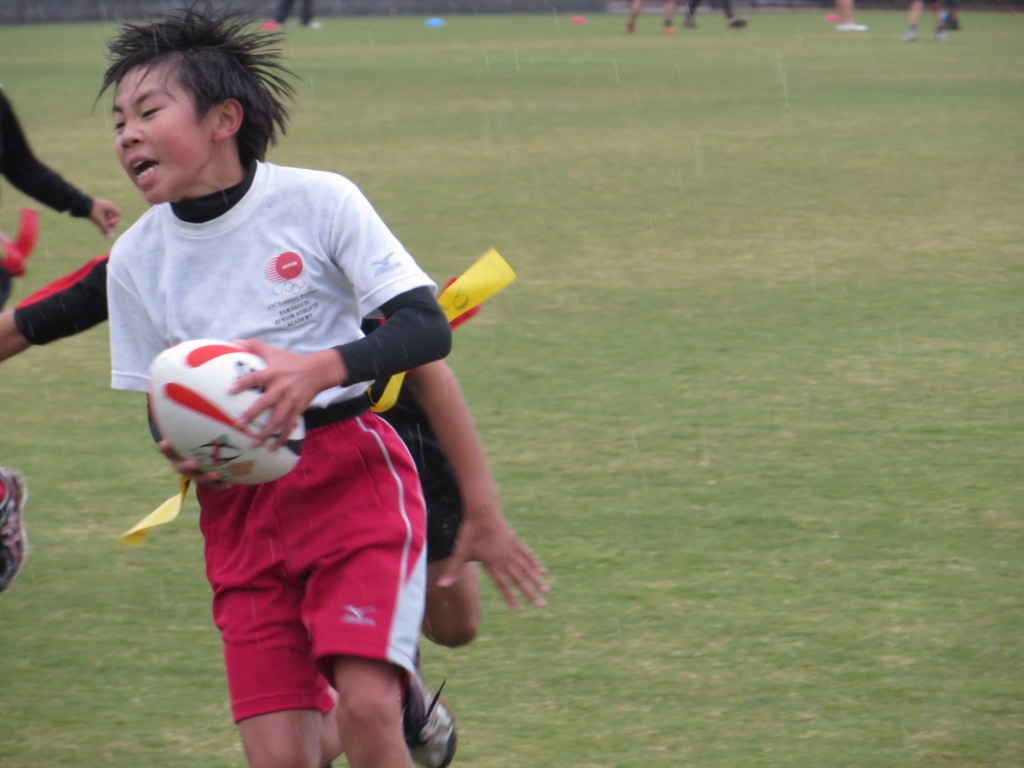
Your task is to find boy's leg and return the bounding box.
[300,0,316,26]
[908,0,924,26]
[720,0,748,27]
[684,0,702,26]
[332,657,412,768]
[932,1,948,38]
[238,709,335,768]
[423,559,482,648]
[903,0,924,38]
[274,0,296,23]
[663,0,678,31]
[624,0,643,32]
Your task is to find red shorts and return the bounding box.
[196,412,427,722]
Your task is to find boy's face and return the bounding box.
[112,63,235,205]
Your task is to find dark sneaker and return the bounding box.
[403,670,457,768]
[728,18,749,27]
[0,467,28,593]
[683,17,696,28]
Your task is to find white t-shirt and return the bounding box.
[108,162,435,408]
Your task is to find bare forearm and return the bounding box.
[0,311,32,363]
[404,361,499,513]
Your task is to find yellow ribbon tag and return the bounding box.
[437,248,517,323]
[118,476,191,546]
[369,371,406,414]
[370,248,517,413]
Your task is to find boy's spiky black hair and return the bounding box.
[100,5,295,166]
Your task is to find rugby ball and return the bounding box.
[147,339,304,484]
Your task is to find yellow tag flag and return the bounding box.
[368,371,406,413]
[118,476,191,546]
[370,248,516,413]
[437,248,516,323]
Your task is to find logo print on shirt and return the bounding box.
[371,252,401,277]
[341,605,378,626]
[264,251,306,297]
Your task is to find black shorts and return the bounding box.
[420,470,463,563]
[379,394,462,563]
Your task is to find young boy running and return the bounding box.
[100,9,453,768]
[1,243,551,766]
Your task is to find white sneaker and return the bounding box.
[936,28,948,40]
[303,20,322,29]
[901,28,918,40]
[836,22,868,31]
[403,670,457,768]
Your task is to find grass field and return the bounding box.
[1,9,1022,767]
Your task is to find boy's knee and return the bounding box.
[244,740,320,768]
[428,615,480,648]
[335,686,402,734]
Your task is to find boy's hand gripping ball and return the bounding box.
[147,339,304,484]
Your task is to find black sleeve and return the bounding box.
[335,286,452,384]
[0,89,94,218]
[13,257,109,344]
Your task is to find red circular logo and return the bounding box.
[264,251,304,283]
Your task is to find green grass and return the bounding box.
[2,10,1023,767]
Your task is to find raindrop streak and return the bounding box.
[821,149,829,167]
[694,135,703,178]
[483,50,490,73]
[514,46,520,72]
[613,60,620,84]
[776,56,790,108]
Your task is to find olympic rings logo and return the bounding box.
[272,278,306,297]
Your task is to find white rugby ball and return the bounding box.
[147,339,304,484]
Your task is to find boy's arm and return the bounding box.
[234,286,451,449]
[404,361,549,610]
[0,311,31,363]
[0,89,95,219]
[334,286,451,384]
[0,256,110,364]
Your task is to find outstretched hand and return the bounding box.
[438,510,549,611]
[88,198,121,238]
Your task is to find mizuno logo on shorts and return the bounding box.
[341,605,377,626]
